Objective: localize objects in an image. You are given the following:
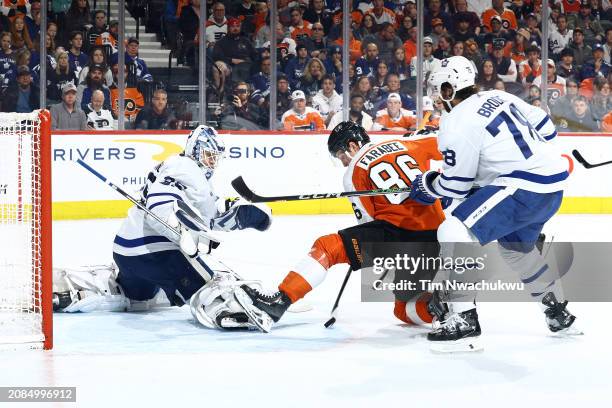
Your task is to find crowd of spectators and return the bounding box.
[1,0,611,132]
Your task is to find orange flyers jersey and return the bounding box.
[375,108,417,130]
[110,87,145,119]
[344,137,445,231]
[481,8,518,31]
[281,107,325,131]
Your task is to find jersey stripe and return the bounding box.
[499,170,568,184]
[438,181,471,196]
[148,199,175,210]
[440,174,475,182]
[114,235,172,248]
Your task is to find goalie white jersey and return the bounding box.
[431,90,568,198]
[113,155,221,257]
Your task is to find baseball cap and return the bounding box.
[62,83,77,94]
[90,63,105,72]
[387,92,401,102]
[580,0,591,7]
[228,17,241,27]
[547,58,556,67]
[16,65,30,77]
[110,20,118,27]
[560,48,574,58]
[517,28,531,39]
[526,13,537,19]
[127,36,139,44]
[593,43,604,52]
[423,36,433,45]
[491,15,503,24]
[291,90,306,100]
[330,45,342,54]
[431,18,443,27]
[573,27,584,34]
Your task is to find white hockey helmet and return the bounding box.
[428,56,476,105]
[185,125,225,174]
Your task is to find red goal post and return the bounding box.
[0,109,52,350]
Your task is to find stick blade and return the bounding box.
[571,149,592,168]
[231,176,259,202]
[324,317,336,328]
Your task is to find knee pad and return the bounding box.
[310,233,349,268]
[437,216,478,243]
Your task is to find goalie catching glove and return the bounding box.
[212,198,272,232]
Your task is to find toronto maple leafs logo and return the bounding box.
[441,59,449,67]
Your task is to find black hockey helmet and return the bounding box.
[327,121,370,155]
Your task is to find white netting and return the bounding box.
[0,111,45,349]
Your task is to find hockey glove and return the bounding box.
[409,170,440,205]
[213,199,272,232]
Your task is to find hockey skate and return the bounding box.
[428,308,483,353]
[542,293,583,336]
[233,285,292,332]
[427,289,449,328]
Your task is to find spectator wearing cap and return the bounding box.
[574,1,604,45]
[327,93,374,131]
[452,0,481,35]
[76,63,111,111]
[78,45,112,86]
[424,0,451,35]
[534,59,567,105]
[281,89,325,131]
[221,81,268,129]
[204,2,227,51]
[604,28,612,64]
[68,31,88,74]
[362,22,402,64]
[570,28,592,69]
[312,74,343,127]
[410,36,441,84]
[490,38,518,82]
[268,74,292,122]
[50,82,88,130]
[372,92,416,131]
[324,45,342,78]
[249,57,272,106]
[365,0,397,26]
[85,10,108,52]
[580,43,611,81]
[557,48,579,80]
[428,18,448,48]
[134,89,178,130]
[288,7,313,44]
[483,15,513,53]
[511,28,531,64]
[1,65,38,112]
[303,0,333,34]
[285,43,311,90]
[559,95,599,131]
[482,0,518,32]
[519,45,543,85]
[452,11,478,43]
[124,37,153,82]
[212,17,255,82]
[84,89,114,130]
[550,14,573,57]
[355,42,380,77]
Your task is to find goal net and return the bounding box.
[0,110,52,350]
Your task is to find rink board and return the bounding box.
[46,130,612,219]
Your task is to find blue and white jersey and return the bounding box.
[113,155,220,257]
[431,90,567,198]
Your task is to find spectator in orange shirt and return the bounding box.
[482,0,518,32]
[366,0,396,26]
[519,45,543,85]
[281,89,325,131]
[601,111,612,132]
[288,6,312,44]
[373,92,416,131]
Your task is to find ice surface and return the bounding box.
[0,214,610,407]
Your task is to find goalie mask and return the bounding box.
[327,121,370,166]
[185,125,225,177]
[428,56,475,112]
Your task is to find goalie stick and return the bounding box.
[572,149,612,169]
[232,176,411,203]
[324,266,353,328]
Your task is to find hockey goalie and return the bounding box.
[53,126,275,331]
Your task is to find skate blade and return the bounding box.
[429,337,483,353]
[550,326,584,337]
[233,287,274,333]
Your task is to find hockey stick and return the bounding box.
[572,149,612,169]
[324,266,353,328]
[232,176,411,203]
